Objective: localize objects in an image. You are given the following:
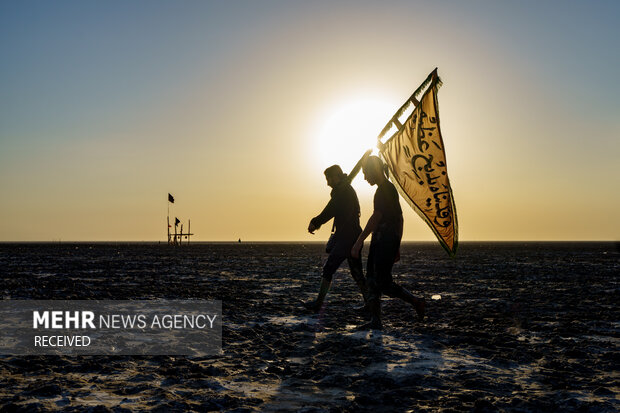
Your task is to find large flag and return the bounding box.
[168,193,175,203]
[377,68,458,256]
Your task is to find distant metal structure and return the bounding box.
[167,193,194,245]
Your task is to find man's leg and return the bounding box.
[347,256,368,306]
[364,236,402,329]
[378,237,426,320]
[384,283,426,320]
[304,253,345,312]
[363,243,383,329]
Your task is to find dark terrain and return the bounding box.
[0,242,618,412]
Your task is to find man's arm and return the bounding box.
[351,210,382,258]
[308,197,337,234]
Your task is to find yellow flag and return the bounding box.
[378,69,457,255]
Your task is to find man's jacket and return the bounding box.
[311,181,362,257]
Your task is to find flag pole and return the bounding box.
[346,149,373,183]
[167,196,171,245]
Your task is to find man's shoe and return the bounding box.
[414,298,426,320]
[303,300,321,313]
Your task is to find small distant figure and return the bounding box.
[352,156,425,330]
[238,238,242,243]
[305,165,369,312]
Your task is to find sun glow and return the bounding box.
[313,97,397,173]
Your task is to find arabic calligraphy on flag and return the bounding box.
[378,69,457,255]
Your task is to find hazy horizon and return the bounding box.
[1,239,617,244]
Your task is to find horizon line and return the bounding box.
[0,240,617,244]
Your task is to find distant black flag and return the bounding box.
[168,193,175,203]
[175,217,180,226]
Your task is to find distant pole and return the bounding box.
[167,195,171,245]
[188,219,191,245]
[174,221,178,246]
[180,224,183,246]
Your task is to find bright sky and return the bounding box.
[1,1,618,242]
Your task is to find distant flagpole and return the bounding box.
[167,193,175,244]
[167,195,170,244]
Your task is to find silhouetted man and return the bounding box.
[305,165,368,312]
[352,156,425,329]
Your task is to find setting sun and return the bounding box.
[313,97,396,173]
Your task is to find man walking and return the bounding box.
[305,165,368,312]
[351,156,425,329]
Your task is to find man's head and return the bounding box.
[362,156,385,186]
[324,165,345,188]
